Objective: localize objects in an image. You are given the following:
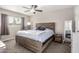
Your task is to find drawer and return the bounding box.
[55,38,62,43]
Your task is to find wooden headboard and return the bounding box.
[36,23,55,33]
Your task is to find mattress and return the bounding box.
[16,29,54,43]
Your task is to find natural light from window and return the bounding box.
[8,16,22,25]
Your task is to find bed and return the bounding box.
[15,23,55,53]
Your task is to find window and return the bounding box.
[14,17,22,24]
[65,21,72,30]
[8,16,14,24]
[8,16,22,25]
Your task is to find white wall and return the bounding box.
[31,7,74,34]
[72,6,79,53]
[0,8,30,40]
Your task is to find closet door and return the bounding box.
[75,19,79,32]
[0,16,1,34]
[0,15,1,39]
[72,33,79,53]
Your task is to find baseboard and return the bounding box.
[0,38,14,42]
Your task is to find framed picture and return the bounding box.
[14,17,21,25]
[8,16,14,25]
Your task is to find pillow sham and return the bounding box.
[36,26,46,30]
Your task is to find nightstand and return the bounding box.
[54,34,63,43]
[24,25,31,30]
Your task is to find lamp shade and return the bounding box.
[27,22,31,25]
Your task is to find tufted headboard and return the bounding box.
[36,22,55,33]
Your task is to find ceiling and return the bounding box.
[0,5,74,16]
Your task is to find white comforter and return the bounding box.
[16,29,54,43]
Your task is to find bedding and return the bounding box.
[16,29,54,43]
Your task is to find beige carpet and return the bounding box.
[3,39,71,53]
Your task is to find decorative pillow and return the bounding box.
[36,26,46,30]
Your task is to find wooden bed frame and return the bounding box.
[15,23,55,53]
